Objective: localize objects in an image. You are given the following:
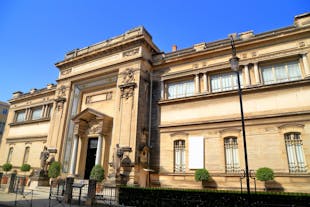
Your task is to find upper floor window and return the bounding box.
[31,107,42,120]
[174,140,186,173]
[284,132,307,173]
[168,80,194,99]
[211,72,242,93]
[15,110,26,122]
[224,137,240,173]
[7,147,14,163]
[262,61,302,85]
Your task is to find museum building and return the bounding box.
[1,13,310,192]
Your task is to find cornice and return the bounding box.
[152,25,310,67]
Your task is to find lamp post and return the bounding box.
[229,35,251,199]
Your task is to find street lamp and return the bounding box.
[229,35,251,199]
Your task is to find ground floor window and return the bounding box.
[174,140,185,173]
[285,132,307,173]
[7,147,14,163]
[224,137,240,173]
[23,147,30,164]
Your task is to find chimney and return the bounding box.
[172,45,177,52]
[12,91,23,99]
[30,88,37,94]
[47,83,54,89]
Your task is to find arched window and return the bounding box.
[7,147,14,163]
[224,137,240,173]
[284,132,307,173]
[23,147,30,164]
[174,140,185,173]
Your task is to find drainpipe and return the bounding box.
[147,71,153,169]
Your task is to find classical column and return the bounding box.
[95,135,103,165]
[69,134,79,175]
[244,64,250,86]
[203,73,208,92]
[195,74,200,94]
[253,62,260,84]
[302,53,310,77]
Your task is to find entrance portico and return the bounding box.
[69,108,113,177]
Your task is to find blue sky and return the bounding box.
[0,0,309,102]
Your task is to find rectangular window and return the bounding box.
[23,147,30,164]
[174,140,185,173]
[31,107,43,120]
[285,133,307,173]
[167,79,194,99]
[262,61,301,84]
[15,110,26,122]
[224,137,240,173]
[7,147,13,163]
[211,72,242,92]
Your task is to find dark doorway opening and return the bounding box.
[84,138,98,179]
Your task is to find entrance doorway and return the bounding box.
[84,138,98,179]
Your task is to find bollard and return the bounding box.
[64,177,74,204]
[85,179,97,206]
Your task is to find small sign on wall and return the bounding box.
[188,136,204,169]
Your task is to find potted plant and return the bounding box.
[48,161,61,186]
[90,165,104,192]
[194,168,210,188]
[20,164,31,185]
[256,167,274,191]
[2,163,13,184]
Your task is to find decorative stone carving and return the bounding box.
[57,85,67,98]
[119,83,137,99]
[121,68,135,84]
[88,121,103,135]
[123,48,139,57]
[252,51,257,57]
[55,97,66,111]
[86,92,112,104]
[61,68,72,75]
[299,41,306,48]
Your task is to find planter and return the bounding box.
[96,183,103,193]
[1,175,8,184]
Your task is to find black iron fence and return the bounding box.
[119,187,310,207]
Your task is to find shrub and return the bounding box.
[194,168,210,182]
[20,164,31,172]
[90,165,105,182]
[256,167,274,181]
[2,163,13,174]
[48,162,61,178]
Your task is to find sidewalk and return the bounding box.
[0,185,84,207]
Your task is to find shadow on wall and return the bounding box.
[265,180,284,192]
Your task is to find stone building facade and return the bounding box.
[1,13,310,192]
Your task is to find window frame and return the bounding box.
[7,147,14,163]
[15,110,26,123]
[284,132,307,173]
[167,78,195,99]
[23,146,30,164]
[210,71,243,93]
[174,139,186,173]
[224,136,240,173]
[261,61,302,85]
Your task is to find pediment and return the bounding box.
[72,108,112,123]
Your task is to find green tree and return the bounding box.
[90,165,105,182]
[48,162,61,178]
[194,168,210,182]
[2,163,13,175]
